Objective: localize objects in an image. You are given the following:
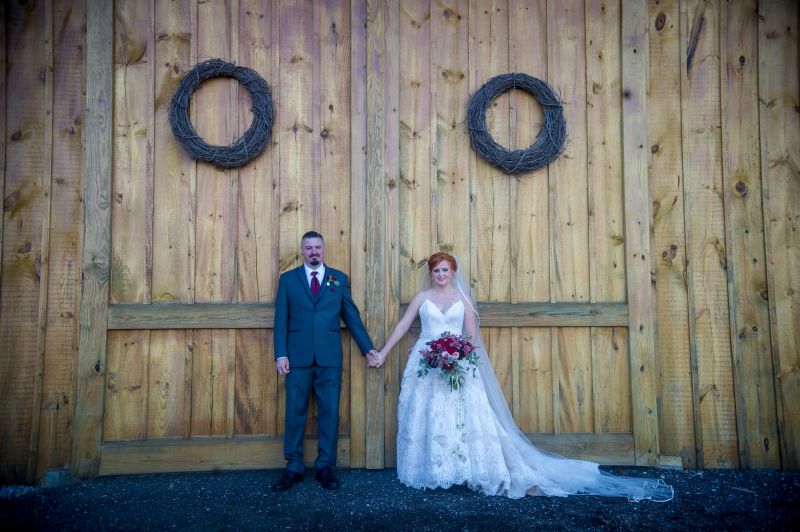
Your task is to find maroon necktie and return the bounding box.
[311,271,320,297]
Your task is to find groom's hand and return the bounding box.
[276,357,290,375]
[366,349,380,367]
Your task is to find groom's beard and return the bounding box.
[309,258,321,267]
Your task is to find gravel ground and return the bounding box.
[1,467,798,531]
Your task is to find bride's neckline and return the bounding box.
[424,298,463,316]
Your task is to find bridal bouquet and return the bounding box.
[417,331,480,391]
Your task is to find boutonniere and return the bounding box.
[326,274,341,289]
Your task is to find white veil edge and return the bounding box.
[419,255,674,501]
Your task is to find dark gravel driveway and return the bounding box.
[2,467,798,530]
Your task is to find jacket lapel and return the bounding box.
[294,266,314,302]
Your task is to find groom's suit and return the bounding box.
[273,264,374,473]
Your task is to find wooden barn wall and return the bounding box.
[0,0,798,483]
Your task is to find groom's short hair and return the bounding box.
[302,230,324,242]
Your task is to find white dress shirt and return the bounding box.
[304,263,326,288]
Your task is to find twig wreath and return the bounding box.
[169,59,274,169]
[467,73,567,175]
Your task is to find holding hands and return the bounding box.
[367,349,387,368]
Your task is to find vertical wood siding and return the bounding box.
[1,0,798,481]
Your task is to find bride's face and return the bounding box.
[430,261,454,287]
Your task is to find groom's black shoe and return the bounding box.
[315,467,340,490]
[272,470,303,492]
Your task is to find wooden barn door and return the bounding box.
[71,0,371,477]
[71,0,661,478]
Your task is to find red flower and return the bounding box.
[417,331,480,391]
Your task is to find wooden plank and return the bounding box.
[108,301,629,329]
[189,329,232,437]
[720,0,779,469]
[109,303,272,329]
[104,330,149,441]
[150,0,195,460]
[35,0,85,480]
[526,433,635,465]
[195,0,235,304]
[585,0,630,435]
[547,0,592,434]
[190,0,236,442]
[235,0,277,438]
[227,1,240,440]
[234,330,278,436]
[680,0,737,469]
[349,0,368,468]
[97,432,629,475]
[433,0,470,258]
[759,0,800,469]
[472,0,511,305]
[621,0,660,465]
[237,0,276,304]
[99,436,351,475]
[397,0,431,462]
[518,328,553,432]
[471,0,514,427]
[147,329,186,438]
[0,0,46,483]
[647,0,695,468]
[0,0,5,299]
[398,1,431,300]
[28,0,55,484]
[71,0,113,478]
[111,0,150,305]
[152,0,194,304]
[510,0,550,434]
[107,0,153,462]
[364,0,388,469]
[317,0,355,449]
[275,0,315,447]
[277,0,315,274]
[381,1,401,467]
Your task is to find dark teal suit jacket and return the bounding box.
[273,265,374,367]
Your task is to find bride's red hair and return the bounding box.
[427,252,457,273]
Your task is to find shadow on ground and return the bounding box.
[1,467,798,531]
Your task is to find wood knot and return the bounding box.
[734,181,748,197]
[651,144,659,153]
[320,129,329,139]
[655,13,666,32]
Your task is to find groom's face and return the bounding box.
[301,237,325,268]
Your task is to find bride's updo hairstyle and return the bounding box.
[427,252,457,273]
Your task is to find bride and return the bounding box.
[369,252,673,501]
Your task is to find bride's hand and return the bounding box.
[370,350,387,368]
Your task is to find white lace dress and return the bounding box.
[396,299,673,501]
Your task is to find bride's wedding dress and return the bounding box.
[396,298,673,501]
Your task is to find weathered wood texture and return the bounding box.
[759,0,800,468]
[648,0,696,469]
[34,0,85,482]
[71,0,114,478]
[0,0,48,483]
[1,0,799,481]
[681,0,738,469]
[720,0,779,469]
[621,0,660,465]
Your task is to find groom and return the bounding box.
[272,231,378,491]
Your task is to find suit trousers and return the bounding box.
[283,365,341,473]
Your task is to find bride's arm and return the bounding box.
[373,291,427,366]
[462,295,479,343]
